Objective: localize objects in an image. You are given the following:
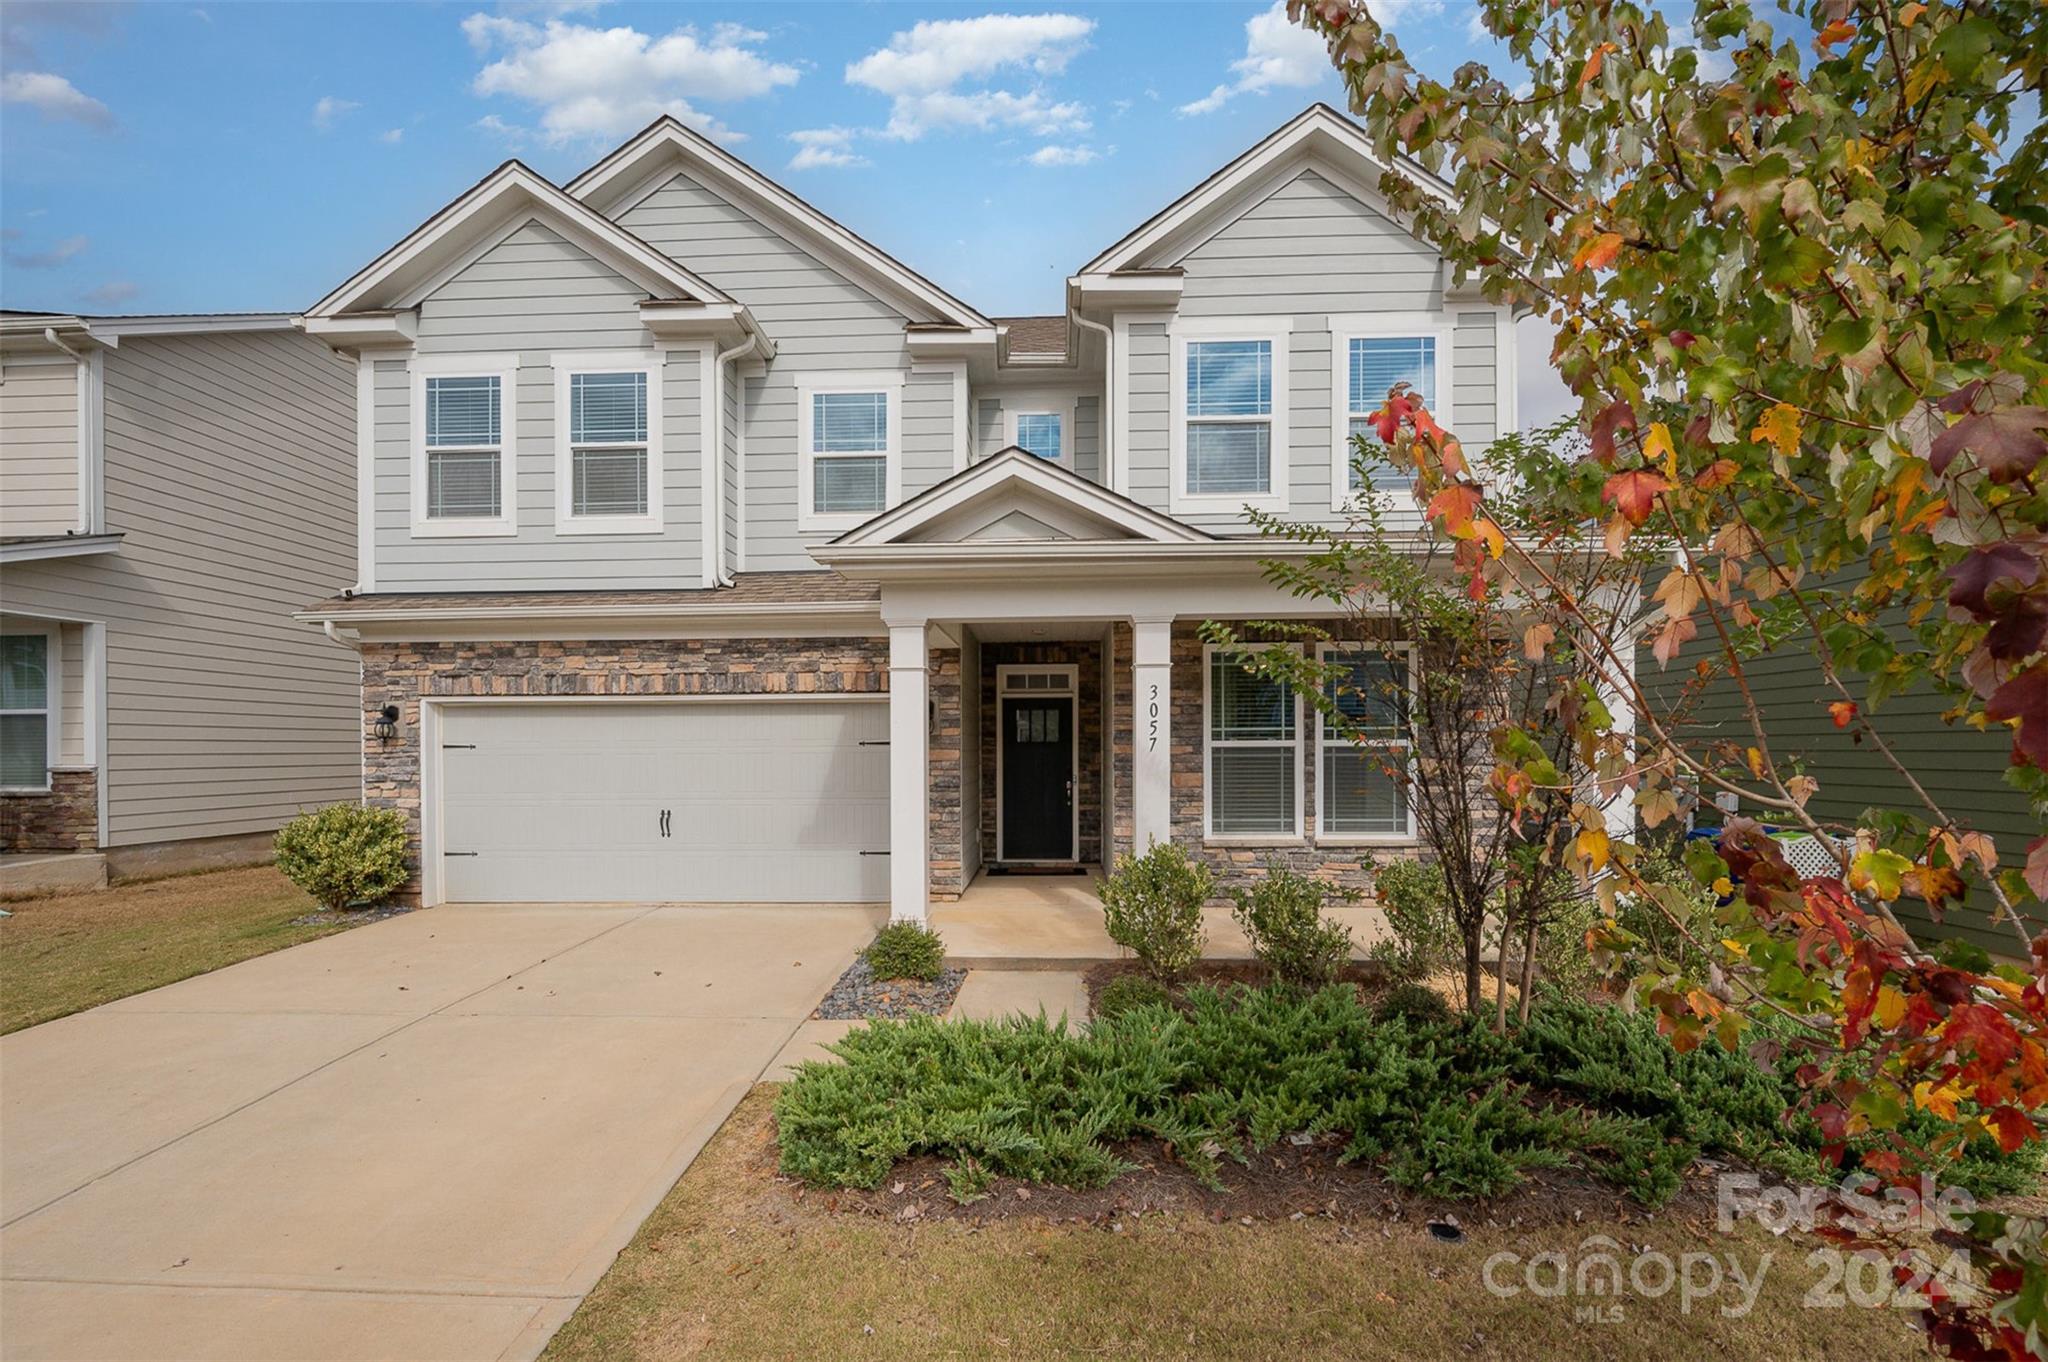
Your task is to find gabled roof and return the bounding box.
[565,116,992,331]
[304,160,732,320]
[1078,103,1469,276]
[825,447,1213,549]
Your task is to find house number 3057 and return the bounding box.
[1146,684,1161,752]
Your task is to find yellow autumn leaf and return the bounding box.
[1721,935,1748,958]
[1745,746,1766,777]
[1713,877,1735,898]
[1641,421,1677,479]
[1576,827,1610,871]
[1751,403,1803,456]
[1914,1080,1960,1121]
[1473,516,1506,560]
[1873,986,1907,1030]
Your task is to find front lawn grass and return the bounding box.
[545,1085,1927,1362]
[0,865,350,1033]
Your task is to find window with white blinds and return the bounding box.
[0,633,50,791]
[569,371,648,518]
[1015,412,1063,462]
[425,375,503,519]
[1346,335,1437,491]
[1206,648,1299,837]
[1185,339,1273,495]
[1319,645,1413,837]
[805,385,895,522]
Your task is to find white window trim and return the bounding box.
[1002,393,1078,469]
[1171,316,1292,515]
[1327,313,1455,513]
[1314,641,1419,844]
[550,351,664,535]
[411,353,519,538]
[0,621,59,795]
[1201,642,1304,843]
[798,370,903,534]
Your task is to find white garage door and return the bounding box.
[436,700,889,903]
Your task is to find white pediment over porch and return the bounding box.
[831,447,1212,548]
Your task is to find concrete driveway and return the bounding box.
[0,902,881,1361]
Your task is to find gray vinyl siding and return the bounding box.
[376,219,706,591]
[0,329,358,847]
[976,399,1001,459]
[1117,169,1495,535]
[721,360,739,577]
[59,621,84,765]
[1645,575,2034,958]
[1074,395,1100,483]
[616,172,947,572]
[0,358,80,537]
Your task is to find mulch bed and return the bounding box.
[287,904,414,928]
[815,957,967,1020]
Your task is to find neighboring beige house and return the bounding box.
[296,104,1560,917]
[0,312,359,883]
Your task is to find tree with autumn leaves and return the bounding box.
[1271,0,2045,1353]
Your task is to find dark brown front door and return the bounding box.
[1001,697,1074,860]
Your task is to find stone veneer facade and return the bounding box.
[0,767,99,852]
[927,646,965,901]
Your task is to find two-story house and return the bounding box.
[1,312,359,886]
[296,104,1531,920]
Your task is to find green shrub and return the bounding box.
[1373,980,1454,1027]
[1095,974,1173,1020]
[1231,866,1356,987]
[1099,841,1211,981]
[272,804,409,911]
[1369,859,1457,980]
[863,921,946,982]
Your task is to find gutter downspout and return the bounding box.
[1071,311,1113,490]
[709,331,762,587]
[45,328,96,535]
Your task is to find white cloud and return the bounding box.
[2,233,86,268]
[1464,7,1491,42]
[379,127,405,144]
[462,12,798,145]
[474,113,529,147]
[81,279,140,307]
[786,126,867,170]
[0,71,113,129]
[1026,143,1098,166]
[1178,0,1333,116]
[312,95,360,129]
[1365,0,1446,26]
[846,13,1094,140]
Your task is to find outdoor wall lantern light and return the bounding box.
[371,704,401,744]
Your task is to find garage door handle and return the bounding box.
[859,850,890,856]
[442,744,476,750]
[858,740,890,747]
[444,851,478,858]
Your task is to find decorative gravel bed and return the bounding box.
[287,904,414,929]
[814,956,967,1020]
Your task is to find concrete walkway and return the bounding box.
[0,901,880,1362]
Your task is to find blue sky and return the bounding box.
[0,0,1511,320]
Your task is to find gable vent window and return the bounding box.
[812,391,889,515]
[425,375,504,520]
[570,371,649,518]
[1347,336,1436,491]
[1185,339,1272,496]
[1015,412,1063,462]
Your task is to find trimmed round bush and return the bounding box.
[1099,841,1211,981]
[1095,974,1173,1020]
[1373,980,1454,1027]
[1231,865,1356,987]
[864,921,946,982]
[273,804,410,911]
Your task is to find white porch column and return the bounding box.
[1131,616,1174,852]
[888,621,930,921]
[1602,621,1639,840]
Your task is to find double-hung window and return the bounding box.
[799,373,900,532]
[553,354,662,533]
[1173,321,1290,513]
[1330,317,1451,509]
[413,355,518,536]
[0,631,52,792]
[1318,644,1414,839]
[1205,647,1300,838]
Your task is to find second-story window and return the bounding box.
[425,375,503,520]
[799,374,900,532]
[1185,339,1272,495]
[1346,335,1437,492]
[570,372,648,517]
[1015,412,1063,462]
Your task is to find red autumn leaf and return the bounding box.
[1814,18,1857,52]
[1425,482,1483,533]
[1929,406,2048,484]
[1986,595,2048,662]
[1573,231,1623,272]
[1589,398,1637,465]
[1600,469,1670,526]
[1986,663,2048,768]
[1829,700,1858,728]
[1939,379,1989,415]
[2026,836,2048,900]
[1985,1105,2039,1155]
[1578,41,1616,88]
[1670,329,1697,350]
[1694,458,1738,490]
[1946,541,2044,620]
[1370,392,1414,444]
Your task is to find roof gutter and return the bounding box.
[708,331,763,587]
[1070,310,1114,489]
